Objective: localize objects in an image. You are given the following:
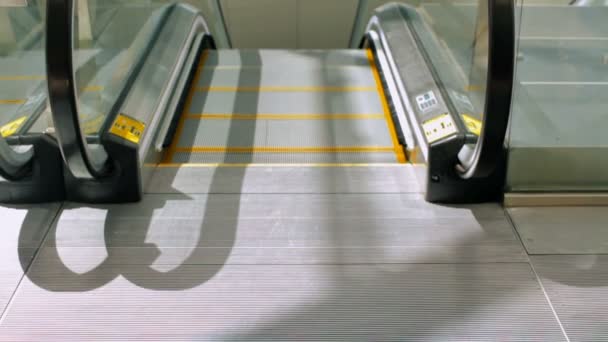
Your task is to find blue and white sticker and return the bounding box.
[415,91,439,113]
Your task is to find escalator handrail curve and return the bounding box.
[456,0,515,179]
[46,0,109,179]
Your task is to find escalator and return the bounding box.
[38,0,514,204]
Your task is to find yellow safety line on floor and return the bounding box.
[367,49,407,164]
[195,86,377,92]
[174,146,396,154]
[163,50,210,163]
[207,65,370,70]
[185,113,385,120]
[0,99,25,105]
[0,75,45,81]
[153,163,408,168]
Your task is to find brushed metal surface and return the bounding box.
[532,255,608,342]
[0,262,565,341]
[169,152,399,164]
[0,204,61,316]
[147,164,423,194]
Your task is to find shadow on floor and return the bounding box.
[15,50,262,292]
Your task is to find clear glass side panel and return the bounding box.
[71,0,229,139]
[0,0,48,139]
[507,1,608,191]
[408,1,489,141]
[355,1,490,141]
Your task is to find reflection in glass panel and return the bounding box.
[354,1,490,140]
[0,0,48,138]
[507,0,608,191]
[71,0,230,138]
[414,0,489,140]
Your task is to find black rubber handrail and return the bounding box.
[456,0,515,179]
[46,0,109,179]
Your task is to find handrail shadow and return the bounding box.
[16,49,261,292]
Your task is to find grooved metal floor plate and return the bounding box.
[146,164,425,194]
[0,262,567,341]
[38,194,526,265]
[204,49,373,67]
[532,255,608,342]
[0,194,558,340]
[508,207,608,254]
[0,204,60,315]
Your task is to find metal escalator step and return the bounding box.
[170,151,399,164]
[176,118,394,149]
[197,67,377,89]
[204,49,372,68]
[188,91,383,116]
[0,203,61,316]
[1,262,566,341]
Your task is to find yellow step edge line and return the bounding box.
[206,65,370,70]
[0,75,45,81]
[367,49,407,164]
[185,114,385,120]
[174,146,396,154]
[0,99,26,105]
[194,86,377,92]
[465,84,483,92]
[82,85,104,92]
[163,50,210,163]
[152,163,408,168]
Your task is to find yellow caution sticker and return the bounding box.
[109,114,145,144]
[462,114,483,136]
[0,116,27,138]
[422,113,457,144]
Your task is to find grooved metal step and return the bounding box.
[170,151,399,164]
[188,89,384,116]
[532,255,608,342]
[204,49,374,67]
[176,118,394,148]
[0,263,565,341]
[166,49,402,165]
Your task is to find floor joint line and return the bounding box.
[0,203,65,325]
[504,208,571,342]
